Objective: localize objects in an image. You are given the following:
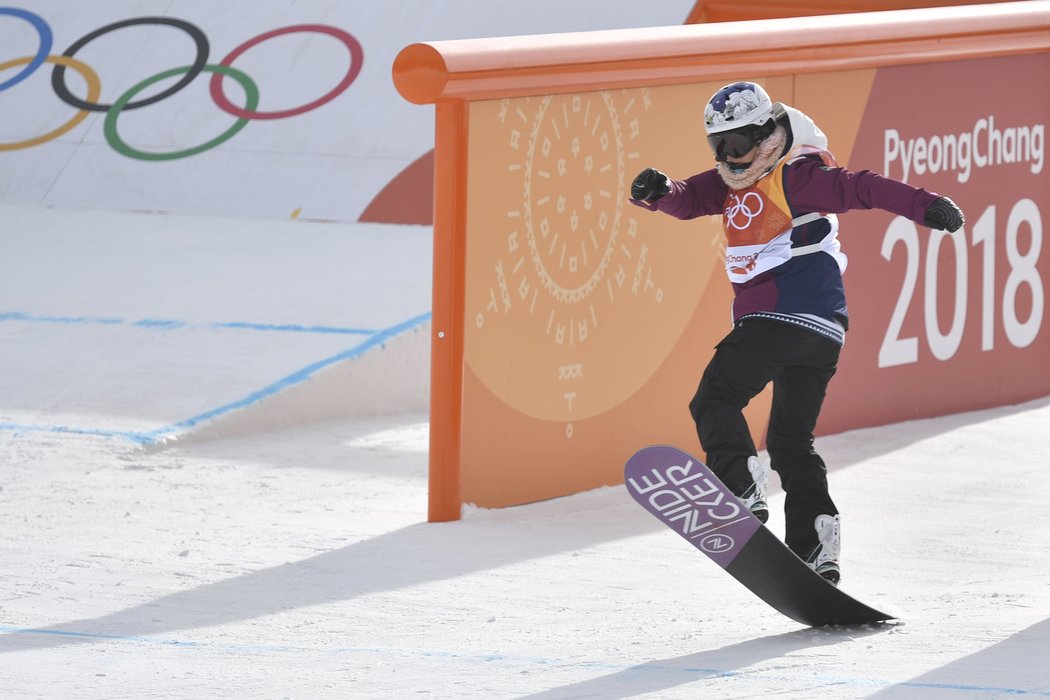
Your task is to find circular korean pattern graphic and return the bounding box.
[465,88,706,435]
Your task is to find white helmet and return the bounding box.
[704,81,775,135]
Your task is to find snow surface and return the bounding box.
[1,204,1048,698]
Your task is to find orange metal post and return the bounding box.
[427,100,469,522]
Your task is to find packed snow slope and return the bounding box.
[0,203,1047,698]
[0,204,433,442]
[0,396,1047,698]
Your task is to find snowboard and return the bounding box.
[625,444,894,627]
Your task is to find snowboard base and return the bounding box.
[625,444,894,627]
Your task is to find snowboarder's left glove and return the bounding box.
[631,168,671,202]
[924,196,965,233]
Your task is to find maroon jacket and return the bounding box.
[632,156,941,337]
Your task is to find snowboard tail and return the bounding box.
[625,444,893,627]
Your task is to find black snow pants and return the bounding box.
[688,317,841,557]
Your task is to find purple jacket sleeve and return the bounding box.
[784,157,940,224]
[629,169,727,220]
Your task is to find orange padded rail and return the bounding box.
[685,0,1018,24]
[393,3,1050,104]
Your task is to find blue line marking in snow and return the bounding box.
[0,312,431,444]
[0,423,152,442]
[139,311,432,442]
[0,625,1047,696]
[0,311,122,325]
[0,311,376,336]
[211,321,374,335]
[0,625,197,647]
[132,318,186,330]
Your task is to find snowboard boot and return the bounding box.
[739,456,769,523]
[804,514,841,585]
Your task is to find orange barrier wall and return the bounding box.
[393,2,1050,521]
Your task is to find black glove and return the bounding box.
[631,167,670,202]
[924,196,965,233]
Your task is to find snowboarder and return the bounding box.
[629,81,965,583]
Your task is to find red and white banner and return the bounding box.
[814,55,1049,433]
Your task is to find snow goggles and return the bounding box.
[707,120,776,162]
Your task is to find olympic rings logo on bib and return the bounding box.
[724,192,764,230]
[0,8,363,159]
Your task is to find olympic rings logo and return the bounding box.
[0,8,363,160]
[724,191,764,230]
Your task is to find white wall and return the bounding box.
[1,0,692,221]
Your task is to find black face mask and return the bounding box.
[725,160,753,173]
[707,119,777,162]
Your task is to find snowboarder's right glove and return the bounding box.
[924,196,965,233]
[631,167,671,202]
